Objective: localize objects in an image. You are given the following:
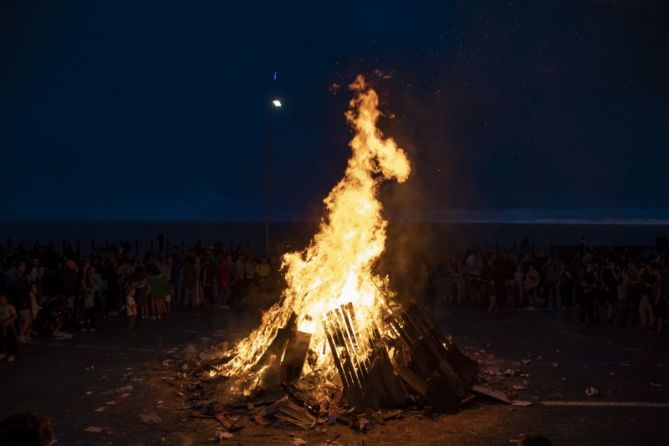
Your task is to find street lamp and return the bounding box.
[265,97,282,256]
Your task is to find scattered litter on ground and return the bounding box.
[511,400,533,407]
[214,430,234,441]
[649,382,664,388]
[95,406,106,412]
[585,386,599,397]
[85,390,94,396]
[84,426,104,433]
[139,413,162,424]
[115,385,133,394]
[472,385,511,404]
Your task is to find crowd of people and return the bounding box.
[432,238,668,335]
[2,236,668,363]
[0,241,280,361]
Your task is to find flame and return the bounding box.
[217,75,410,392]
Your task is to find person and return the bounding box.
[492,254,506,310]
[543,257,560,308]
[601,259,619,324]
[147,266,169,319]
[524,265,540,306]
[105,258,121,315]
[620,261,640,327]
[0,411,54,446]
[81,266,96,332]
[513,264,525,307]
[451,259,466,305]
[126,287,137,339]
[257,257,271,282]
[89,265,104,314]
[465,251,484,304]
[201,257,215,307]
[182,256,197,308]
[654,264,669,335]
[639,265,656,330]
[130,266,150,319]
[244,256,257,283]
[217,255,232,308]
[559,260,574,307]
[0,294,18,362]
[15,272,33,343]
[580,263,598,323]
[61,259,80,312]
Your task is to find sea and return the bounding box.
[1,221,668,256]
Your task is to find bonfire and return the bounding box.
[202,76,476,421]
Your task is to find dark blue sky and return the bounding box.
[1,0,667,221]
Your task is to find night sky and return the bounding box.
[1,0,667,221]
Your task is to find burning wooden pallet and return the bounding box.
[322,302,406,409]
[215,301,477,414]
[385,303,477,413]
[320,302,476,412]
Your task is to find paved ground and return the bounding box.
[1,304,669,445]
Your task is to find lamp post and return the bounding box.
[265,97,282,257]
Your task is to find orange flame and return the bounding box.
[217,75,410,392]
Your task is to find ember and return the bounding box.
[202,75,478,422]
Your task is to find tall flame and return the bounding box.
[218,75,410,390]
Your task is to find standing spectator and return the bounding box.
[147,266,169,319]
[61,260,81,312]
[655,264,668,335]
[639,265,657,330]
[244,256,257,283]
[217,255,232,308]
[126,288,137,339]
[580,263,598,323]
[465,251,484,304]
[543,258,560,308]
[130,266,150,319]
[0,294,18,362]
[524,265,540,306]
[257,257,271,283]
[15,269,33,343]
[81,269,96,332]
[513,264,525,307]
[559,260,574,307]
[182,256,197,308]
[89,265,103,314]
[451,259,466,305]
[620,261,640,327]
[601,259,619,324]
[105,258,121,315]
[201,257,215,307]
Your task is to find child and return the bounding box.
[0,294,18,362]
[126,288,137,339]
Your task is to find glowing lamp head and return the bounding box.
[272,99,282,108]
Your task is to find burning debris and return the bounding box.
[186,76,480,432]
